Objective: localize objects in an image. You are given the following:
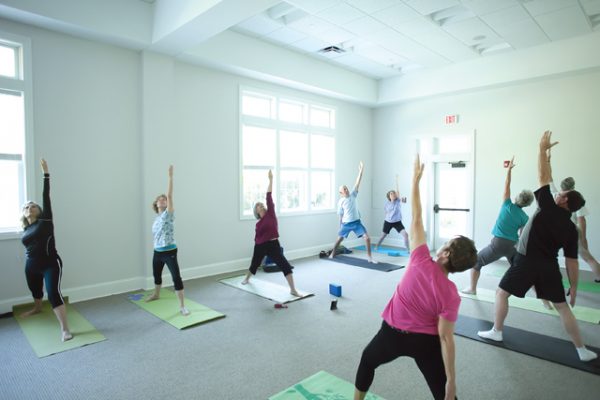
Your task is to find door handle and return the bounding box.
[433,204,470,213]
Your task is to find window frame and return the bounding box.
[0,31,34,238]
[239,86,336,220]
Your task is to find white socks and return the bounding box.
[577,347,598,362]
[180,307,190,316]
[477,327,503,342]
[368,257,378,264]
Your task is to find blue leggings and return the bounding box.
[25,256,64,308]
[152,248,184,290]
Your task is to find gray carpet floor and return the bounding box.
[1,250,600,399]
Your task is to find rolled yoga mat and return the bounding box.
[454,315,600,375]
[269,370,385,400]
[13,299,105,358]
[459,287,600,324]
[325,255,405,272]
[219,275,313,304]
[128,289,225,329]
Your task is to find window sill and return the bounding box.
[0,231,22,240]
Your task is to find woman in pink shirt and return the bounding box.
[354,155,477,400]
[242,170,300,296]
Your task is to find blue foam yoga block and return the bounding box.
[329,283,342,297]
[387,251,400,257]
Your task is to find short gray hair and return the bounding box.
[515,190,534,208]
[560,177,575,191]
[253,202,263,220]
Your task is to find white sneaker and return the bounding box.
[477,328,503,342]
[368,258,378,264]
[461,288,476,295]
[180,307,190,316]
[577,347,598,362]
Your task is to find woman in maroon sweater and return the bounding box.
[242,170,300,296]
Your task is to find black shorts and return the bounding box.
[383,220,405,234]
[499,253,566,303]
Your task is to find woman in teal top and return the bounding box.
[462,158,533,295]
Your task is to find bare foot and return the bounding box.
[461,288,476,295]
[62,331,73,342]
[145,293,160,302]
[290,290,301,297]
[20,308,42,318]
[542,300,553,310]
[180,307,190,316]
[241,279,250,285]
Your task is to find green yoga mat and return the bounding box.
[485,265,600,293]
[269,370,385,400]
[219,275,313,304]
[460,287,600,324]
[13,300,105,358]
[128,289,225,329]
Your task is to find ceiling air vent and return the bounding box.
[319,45,346,54]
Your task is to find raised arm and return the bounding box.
[538,131,557,187]
[353,161,364,192]
[166,165,174,213]
[410,154,426,250]
[503,157,515,201]
[438,317,457,400]
[267,169,273,193]
[40,158,52,219]
[395,174,400,197]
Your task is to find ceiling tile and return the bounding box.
[521,0,579,16]
[317,3,365,25]
[403,0,461,15]
[501,19,549,48]
[480,5,531,30]
[263,27,308,45]
[287,36,330,52]
[289,0,342,14]
[413,30,478,61]
[345,0,402,14]
[371,2,424,26]
[343,15,388,35]
[317,26,356,44]
[535,5,592,40]
[581,0,600,15]
[461,0,520,15]
[388,15,439,36]
[287,15,337,35]
[354,44,409,65]
[442,17,500,45]
[235,14,283,36]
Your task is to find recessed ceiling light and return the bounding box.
[473,35,486,41]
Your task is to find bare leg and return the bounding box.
[553,302,583,347]
[175,289,190,315]
[145,285,161,302]
[462,269,480,295]
[241,271,252,285]
[21,298,43,317]
[53,304,72,341]
[354,389,367,400]
[329,237,344,259]
[365,235,377,263]
[401,229,409,250]
[285,273,300,297]
[581,252,600,280]
[493,288,510,331]
[375,233,387,249]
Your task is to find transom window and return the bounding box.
[240,88,336,218]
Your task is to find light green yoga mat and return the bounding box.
[219,275,313,304]
[460,287,600,324]
[13,300,105,358]
[128,289,225,329]
[485,265,600,293]
[269,370,385,400]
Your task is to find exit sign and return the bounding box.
[445,114,459,124]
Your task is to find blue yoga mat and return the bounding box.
[354,245,409,257]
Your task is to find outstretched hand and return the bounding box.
[40,159,48,174]
[268,169,273,181]
[358,161,364,172]
[413,154,424,182]
[540,130,558,152]
[168,165,173,177]
[507,156,515,170]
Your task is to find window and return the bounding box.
[240,88,336,217]
[0,35,31,234]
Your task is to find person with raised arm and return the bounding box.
[462,157,533,295]
[241,170,300,296]
[375,174,409,252]
[477,131,597,362]
[146,165,189,316]
[353,155,477,400]
[20,159,72,342]
[329,161,376,263]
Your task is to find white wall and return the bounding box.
[373,69,600,260]
[0,18,373,312]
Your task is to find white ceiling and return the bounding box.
[0,0,599,105]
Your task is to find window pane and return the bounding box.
[311,171,333,210]
[0,44,17,78]
[242,168,271,216]
[279,101,304,124]
[280,170,306,212]
[310,106,334,128]
[280,130,307,168]
[242,93,274,119]
[242,125,276,166]
[311,134,334,169]
[0,91,25,154]
[0,160,24,230]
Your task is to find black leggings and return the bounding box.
[152,248,184,290]
[25,256,64,308]
[249,239,292,276]
[355,321,454,400]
